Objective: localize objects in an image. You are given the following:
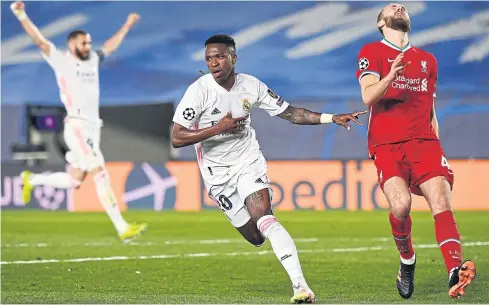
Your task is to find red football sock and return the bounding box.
[434,210,462,273]
[389,212,415,260]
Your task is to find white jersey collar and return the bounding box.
[211,73,240,93]
[381,38,412,52]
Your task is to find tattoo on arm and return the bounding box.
[277,106,321,125]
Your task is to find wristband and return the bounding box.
[320,113,334,124]
[11,4,27,21]
[16,12,27,21]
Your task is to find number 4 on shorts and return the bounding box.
[441,156,452,170]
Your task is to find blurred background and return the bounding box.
[2,1,489,212]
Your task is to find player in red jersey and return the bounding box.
[356,3,476,299]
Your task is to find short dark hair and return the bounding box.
[67,30,87,41]
[377,9,384,36]
[205,34,236,54]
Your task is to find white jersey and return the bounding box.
[173,73,289,185]
[42,42,103,125]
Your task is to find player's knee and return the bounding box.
[391,198,411,219]
[69,169,86,188]
[248,234,266,247]
[388,190,411,218]
[421,176,453,215]
[433,186,451,208]
[68,175,83,189]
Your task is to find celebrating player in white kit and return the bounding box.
[10,1,147,242]
[172,34,367,304]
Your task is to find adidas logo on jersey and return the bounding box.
[255,178,264,184]
[211,108,221,115]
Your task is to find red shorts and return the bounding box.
[373,139,454,196]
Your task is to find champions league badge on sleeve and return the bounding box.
[267,88,279,99]
[358,58,369,70]
[183,108,196,120]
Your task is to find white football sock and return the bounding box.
[400,253,416,265]
[257,215,309,292]
[29,172,80,189]
[93,171,129,234]
[449,267,457,280]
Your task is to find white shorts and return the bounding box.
[63,119,105,172]
[206,156,273,228]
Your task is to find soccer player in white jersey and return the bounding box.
[10,1,147,242]
[172,34,367,304]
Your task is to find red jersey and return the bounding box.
[356,39,438,157]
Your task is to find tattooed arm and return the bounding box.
[277,106,322,125]
[277,105,368,129]
[256,81,367,129]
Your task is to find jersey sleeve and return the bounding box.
[356,44,381,82]
[172,84,204,129]
[41,42,66,71]
[255,80,289,116]
[95,49,106,63]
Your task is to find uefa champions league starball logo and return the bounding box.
[34,185,65,210]
[183,108,196,121]
[358,58,369,70]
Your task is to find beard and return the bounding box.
[75,48,90,61]
[386,16,411,33]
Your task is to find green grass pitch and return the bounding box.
[1,210,488,304]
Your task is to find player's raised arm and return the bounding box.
[359,52,411,106]
[10,1,52,55]
[100,13,140,57]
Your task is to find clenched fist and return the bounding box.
[10,1,26,16]
[126,13,140,27]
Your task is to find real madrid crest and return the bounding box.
[242,98,251,112]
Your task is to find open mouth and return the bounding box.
[212,70,223,78]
